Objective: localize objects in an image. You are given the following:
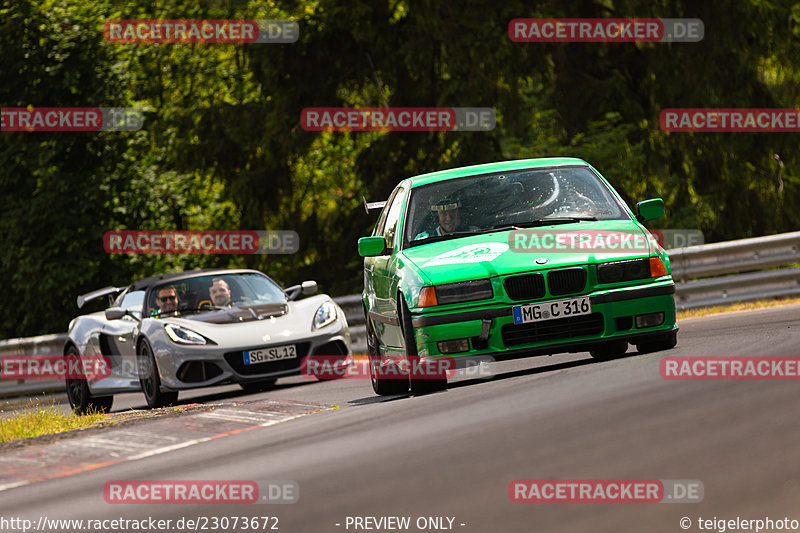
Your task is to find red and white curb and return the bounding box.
[0,399,333,492]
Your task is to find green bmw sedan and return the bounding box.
[359,158,678,395]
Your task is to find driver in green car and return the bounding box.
[416,195,477,239]
[432,197,464,235]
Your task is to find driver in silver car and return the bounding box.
[209,278,233,307]
[155,285,179,316]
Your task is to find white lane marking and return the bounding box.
[125,414,303,460]
[0,481,28,491]
[0,406,326,493]
[196,411,282,423]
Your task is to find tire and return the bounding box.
[65,347,113,415]
[239,379,277,393]
[635,330,678,354]
[137,338,179,409]
[400,296,447,394]
[367,317,409,395]
[589,340,629,361]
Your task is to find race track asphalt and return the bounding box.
[1,304,798,533]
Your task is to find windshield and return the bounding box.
[148,273,286,318]
[403,166,629,248]
[113,289,145,314]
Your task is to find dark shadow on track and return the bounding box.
[115,377,321,412]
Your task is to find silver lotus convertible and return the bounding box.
[65,269,351,413]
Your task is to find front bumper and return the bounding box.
[410,282,677,358]
[155,324,351,390]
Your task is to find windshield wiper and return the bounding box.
[535,216,597,223]
[485,217,597,232]
[489,224,524,231]
[487,222,553,231]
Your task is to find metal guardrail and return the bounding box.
[2,232,799,397]
[0,334,67,398]
[333,294,366,353]
[669,231,800,310]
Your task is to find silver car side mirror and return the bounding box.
[105,307,126,320]
[286,280,319,301]
[301,281,318,295]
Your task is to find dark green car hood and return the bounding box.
[400,220,656,285]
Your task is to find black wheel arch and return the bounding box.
[63,341,79,355]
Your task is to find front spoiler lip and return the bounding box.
[410,283,676,328]
[423,326,679,363]
[374,326,678,371]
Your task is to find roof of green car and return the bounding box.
[405,157,590,188]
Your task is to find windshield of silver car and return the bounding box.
[149,273,286,317]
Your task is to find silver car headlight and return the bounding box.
[164,324,208,345]
[312,301,337,329]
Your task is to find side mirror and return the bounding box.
[301,280,318,295]
[636,198,665,222]
[286,280,318,301]
[358,236,389,257]
[105,307,126,320]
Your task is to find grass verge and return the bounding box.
[0,403,213,450]
[0,401,106,443]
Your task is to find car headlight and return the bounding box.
[313,301,337,329]
[164,324,208,345]
[418,279,494,307]
[597,257,666,284]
